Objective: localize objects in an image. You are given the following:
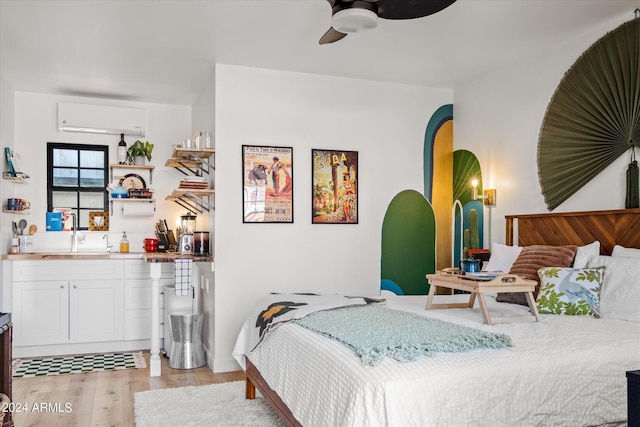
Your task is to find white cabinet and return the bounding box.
[123,260,172,341]
[11,260,124,347]
[12,281,67,346]
[69,279,124,343]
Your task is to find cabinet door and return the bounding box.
[12,281,68,346]
[69,280,124,343]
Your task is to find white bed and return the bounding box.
[240,294,639,426]
[237,209,640,426]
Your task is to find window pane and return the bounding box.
[79,210,91,229]
[53,149,78,167]
[80,169,104,187]
[53,168,78,186]
[80,150,104,168]
[79,192,104,209]
[48,143,108,231]
[52,191,78,209]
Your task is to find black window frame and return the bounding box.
[47,142,109,230]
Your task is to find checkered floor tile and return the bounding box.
[12,352,147,378]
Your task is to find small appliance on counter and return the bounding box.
[193,231,210,256]
[154,219,175,252]
[178,212,197,254]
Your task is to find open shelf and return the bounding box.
[165,189,214,214]
[165,148,214,176]
[2,208,30,215]
[109,164,155,184]
[109,198,156,215]
[2,174,29,184]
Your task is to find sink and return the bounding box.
[5,249,146,260]
[31,249,111,255]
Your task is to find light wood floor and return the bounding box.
[10,352,245,427]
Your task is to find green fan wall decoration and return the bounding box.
[538,15,640,211]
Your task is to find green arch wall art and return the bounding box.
[380,105,485,295]
[381,190,436,295]
[453,150,484,266]
[423,104,453,202]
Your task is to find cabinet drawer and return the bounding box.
[124,260,174,279]
[124,309,163,341]
[12,260,124,281]
[124,278,171,310]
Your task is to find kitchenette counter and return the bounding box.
[2,252,146,260]
[3,251,213,376]
[2,252,213,261]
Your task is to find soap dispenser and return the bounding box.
[120,232,129,253]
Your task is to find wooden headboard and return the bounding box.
[505,208,640,255]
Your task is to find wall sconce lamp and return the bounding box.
[471,179,496,206]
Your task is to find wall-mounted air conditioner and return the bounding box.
[58,102,147,137]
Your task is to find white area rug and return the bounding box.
[134,381,286,426]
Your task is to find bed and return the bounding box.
[236,208,640,426]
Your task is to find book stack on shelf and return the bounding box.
[4,148,29,180]
[178,177,208,190]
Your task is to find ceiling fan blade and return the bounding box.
[319,27,348,45]
[377,0,456,20]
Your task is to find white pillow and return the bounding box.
[483,242,522,272]
[611,245,640,259]
[573,241,601,268]
[587,255,640,323]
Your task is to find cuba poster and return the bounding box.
[243,145,293,223]
[312,149,358,224]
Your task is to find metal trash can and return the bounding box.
[163,285,192,355]
[168,311,206,369]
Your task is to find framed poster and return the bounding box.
[312,149,358,224]
[242,145,293,223]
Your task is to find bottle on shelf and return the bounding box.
[120,231,129,253]
[117,134,127,164]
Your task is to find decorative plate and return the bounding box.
[119,173,147,191]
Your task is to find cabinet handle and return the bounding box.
[60,285,64,289]
[73,285,78,289]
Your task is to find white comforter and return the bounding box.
[242,294,640,427]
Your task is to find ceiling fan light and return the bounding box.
[332,8,378,33]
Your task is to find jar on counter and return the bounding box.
[120,232,129,253]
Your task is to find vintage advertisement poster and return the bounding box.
[242,145,293,223]
[312,149,358,224]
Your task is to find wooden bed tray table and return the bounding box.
[425,272,541,325]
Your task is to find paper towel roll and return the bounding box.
[121,201,155,217]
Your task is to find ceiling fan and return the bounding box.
[319,0,457,45]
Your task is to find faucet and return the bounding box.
[70,213,78,253]
[102,234,113,253]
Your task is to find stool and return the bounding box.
[168,311,206,369]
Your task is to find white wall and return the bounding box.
[190,65,216,362]
[6,92,191,251]
[0,76,16,309]
[454,13,633,246]
[212,64,452,371]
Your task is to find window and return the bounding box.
[47,143,108,230]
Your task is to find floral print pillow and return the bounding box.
[536,267,604,316]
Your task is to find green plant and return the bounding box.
[127,140,154,161]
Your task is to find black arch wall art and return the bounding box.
[538,14,640,211]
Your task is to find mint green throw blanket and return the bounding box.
[294,305,512,366]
